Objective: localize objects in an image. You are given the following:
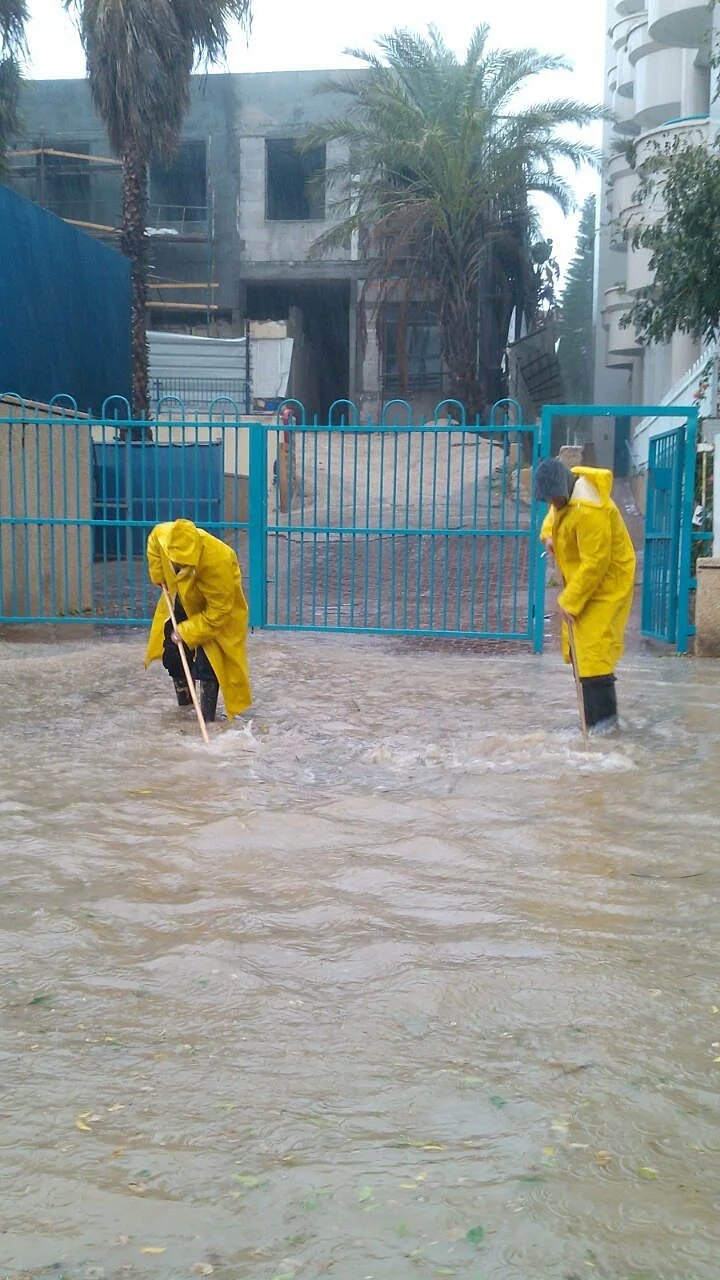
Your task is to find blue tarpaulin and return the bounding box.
[0,185,131,412]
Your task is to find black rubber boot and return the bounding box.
[199,679,219,722]
[173,678,193,708]
[580,675,618,732]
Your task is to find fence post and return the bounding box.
[248,422,267,629]
[531,409,553,653]
[677,409,699,653]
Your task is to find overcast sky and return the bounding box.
[21,0,606,273]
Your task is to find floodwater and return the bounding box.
[2,630,720,1280]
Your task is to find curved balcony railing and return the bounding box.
[616,0,647,16]
[633,43,691,128]
[616,43,635,97]
[627,18,662,65]
[603,285,642,356]
[647,0,713,48]
[634,113,710,166]
[613,90,641,135]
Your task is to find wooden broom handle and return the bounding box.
[161,583,209,744]
[566,618,588,742]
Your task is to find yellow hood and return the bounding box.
[166,519,202,566]
[570,466,614,508]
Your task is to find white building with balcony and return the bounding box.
[595,0,720,480]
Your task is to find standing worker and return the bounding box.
[535,459,636,732]
[145,519,252,723]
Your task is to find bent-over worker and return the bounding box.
[535,458,636,732]
[145,518,252,722]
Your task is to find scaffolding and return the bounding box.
[6,146,222,329]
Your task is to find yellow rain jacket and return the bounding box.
[540,466,636,678]
[145,519,252,719]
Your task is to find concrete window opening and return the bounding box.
[265,139,326,221]
[150,140,207,230]
[384,312,443,394]
[33,141,90,222]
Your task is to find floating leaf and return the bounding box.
[141,1246,166,1254]
[358,1185,374,1203]
[397,1222,411,1237]
[75,1115,93,1132]
[637,1166,658,1180]
[489,1096,506,1108]
[595,1151,612,1167]
[466,1225,485,1245]
[28,994,52,1006]
[271,1275,294,1279]
[232,1174,261,1187]
[301,1194,319,1210]
[543,1147,555,1157]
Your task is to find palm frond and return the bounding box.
[0,0,27,54]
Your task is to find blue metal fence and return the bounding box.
[0,394,549,647]
[0,394,249,625]
[255,399,548,644]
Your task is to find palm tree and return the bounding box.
[0,0,28,167]
[305,26,603,416]
[65,0,251,418]
[557,194,596,406]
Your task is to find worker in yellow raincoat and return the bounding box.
[145,519,252,723]
[535,458,636,731]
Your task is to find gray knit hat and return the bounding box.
[533,458,573,503]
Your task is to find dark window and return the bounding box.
[384,313,443,392]
[266,138,325,221]
[34,142,91,220]
[150,140,207,223]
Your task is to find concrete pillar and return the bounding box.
[695,558,720,656]
[558,445,584,470]
[714,433,720,560]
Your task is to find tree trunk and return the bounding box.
[442,283,487,421]
[121,144,150,423]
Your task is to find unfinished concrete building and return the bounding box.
[6,71,405,419]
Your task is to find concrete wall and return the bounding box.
[695,558,720,656]
[0,398,92,619]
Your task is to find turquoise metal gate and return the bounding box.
[0,395,549,648]
[642,418,699,650]
[642,426,685,646]
[248,400,549,647]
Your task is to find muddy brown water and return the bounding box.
[1,631,719,1280]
